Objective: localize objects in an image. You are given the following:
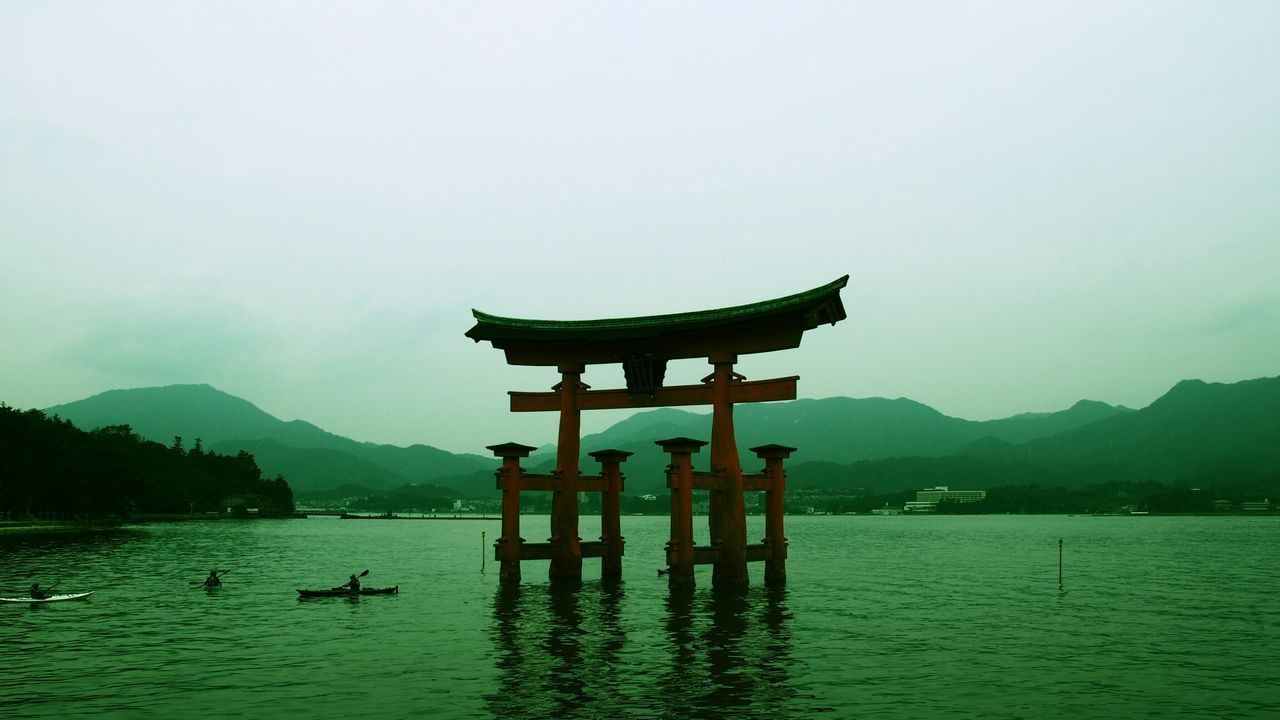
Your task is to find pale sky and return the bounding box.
[2,2,1277,454]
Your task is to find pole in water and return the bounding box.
[481,531,486,572]
[1058,538,1064,592]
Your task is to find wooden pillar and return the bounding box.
[708,353,748,588]
[549,364,586,582]
[487,442,536,585]
[752,444,795,587]
[590,449,631,580]
[657,437,706,590]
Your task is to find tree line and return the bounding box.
[0,404,294,520]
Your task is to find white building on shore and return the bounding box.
[903,486,987,513]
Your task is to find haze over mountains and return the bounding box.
[38,376,1280,499]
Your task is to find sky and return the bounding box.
[2,2,1277,455]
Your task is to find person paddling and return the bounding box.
[203,570,223,588]
[29,583,48,600]
[336,574,361,593]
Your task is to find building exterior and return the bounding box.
[902,486,987,513]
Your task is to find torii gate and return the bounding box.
[466,276,847,588]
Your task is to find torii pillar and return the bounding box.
[708,352,748,587]
[549,364,584,581]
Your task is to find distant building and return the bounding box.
[903,486,987,513]
[1241,499,1272,512]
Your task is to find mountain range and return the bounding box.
[42,385,494,495]
[38,375,1280,499]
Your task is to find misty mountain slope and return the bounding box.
[209,438,408,494]
[32,375,1275,497]
[567,395,1131,486]
[45,384,492,494]
[972,399,1133,444]
[45,384,286,446]
[962,376,1280,485]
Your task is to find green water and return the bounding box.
[1,515,1276,719]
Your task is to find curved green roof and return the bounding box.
[466,275,848,366]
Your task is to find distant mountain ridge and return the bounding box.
[44,384,492,494]
[540,394,1134,492]
[36,375,1279,499]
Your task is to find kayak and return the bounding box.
[296,586,398,598]
[0,591,95,604]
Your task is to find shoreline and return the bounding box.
[0,520,126,535]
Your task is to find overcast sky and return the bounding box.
[2,2,1277,454]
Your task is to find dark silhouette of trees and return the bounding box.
[0,403,293,520]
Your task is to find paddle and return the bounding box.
[332,569,370,591]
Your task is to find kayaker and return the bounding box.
[336,574,361,593]
[203,570,222,588]
[30,583,47,600]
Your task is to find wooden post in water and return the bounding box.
[549,365,586,582]
[751,443,796,587]
[487,442,536,585]
[1058,538,1063,592]
[708,353,749,589]
[482,531,486,572]
[590,449,632,581]
[658,437,707,590]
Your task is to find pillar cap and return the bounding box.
[655,437,709,453]
[486,442,538,458]
[750,443,798,459]
[588,449,634,462]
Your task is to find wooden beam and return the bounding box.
[692,546,721,566]
[690,471,726,491]
[579,541,608,559]
[510,376,798,412]
[517,542,555,561]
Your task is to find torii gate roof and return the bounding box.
[466,275,848,366]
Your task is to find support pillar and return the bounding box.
[549,365,585,582]
[752,444,795,587]
[487,442,536,585]
[590,449,631,580]
[708,353,748,588]
[658,437,706,590]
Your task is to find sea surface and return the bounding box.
[1,514,1276,719]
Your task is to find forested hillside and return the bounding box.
[0,405,293,519]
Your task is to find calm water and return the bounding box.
[1,515,1277,719]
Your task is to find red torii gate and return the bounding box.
[466,276,848,588]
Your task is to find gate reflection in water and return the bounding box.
[486,581,796,719]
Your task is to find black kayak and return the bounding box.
[296,586,398,598]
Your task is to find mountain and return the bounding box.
[35,375,1277,500]
[536,394,1133,493]
[44,384,492,495]
[960,376,1280,487]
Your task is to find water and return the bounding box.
[1,515,1277,719]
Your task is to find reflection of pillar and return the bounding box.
[545,584,585,711]
[487,442,535,585]
[589,449,631,580]
[657,437,706,590]
[660,589,698,713]
[550,364,584,582]
[752,444,795,586]
[709,353,748,588]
